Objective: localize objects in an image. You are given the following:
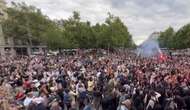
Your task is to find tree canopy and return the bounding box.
[2,2,135,49]
[158,24,190,49]
[158,27,175,48]
[172,24,190,49]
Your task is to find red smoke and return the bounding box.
[159,53,167,61]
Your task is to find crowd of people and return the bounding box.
[0,50,190,110]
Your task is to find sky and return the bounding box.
[5,0,190,45]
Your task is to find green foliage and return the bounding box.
[158,24,190,49]
[2,2,135,49]
[172,24,190,49]
[2,2,52,45]
[158,27,175,48]
[92,13,134,49]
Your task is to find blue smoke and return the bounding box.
[137,33,161,57]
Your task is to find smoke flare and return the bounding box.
[136,32,162,57]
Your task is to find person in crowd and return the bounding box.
[0,49,189,110]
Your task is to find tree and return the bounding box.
[158,24,190,49]
[2,2,53,46]
[158,27,175,48]
[98,13,133,48]
[58,11,97,49]
[2,2,135,49]
[42,22,63,49]
[73,11,80,21]
[172,24,190,49]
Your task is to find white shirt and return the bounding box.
[24,97,32,106]
[32,96,44,104]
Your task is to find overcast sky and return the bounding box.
[5,0,190,45]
